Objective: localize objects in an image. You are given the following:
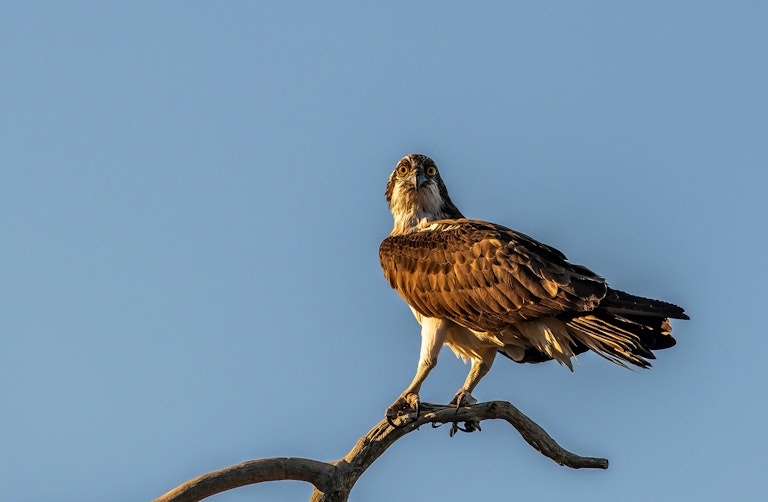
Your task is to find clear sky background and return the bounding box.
[2,2,766,501]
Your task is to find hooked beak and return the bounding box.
[415,170,428,189]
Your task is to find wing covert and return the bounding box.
[379,219,608,331]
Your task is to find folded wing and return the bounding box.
[379,219,609,332]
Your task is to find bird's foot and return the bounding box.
[449,389,477,408]
[448,389,480,437]
[386,392,420,428]
[449,419,481,436]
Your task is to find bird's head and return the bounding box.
[385,154,464,235]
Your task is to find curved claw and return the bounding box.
[449,420,481,437]
[385,393,420,428]
[450,389,477,408]
[447,390,480,437]
[386,415,403,428]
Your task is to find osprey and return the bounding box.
[380,154,688,424]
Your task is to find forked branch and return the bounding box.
[154,401,608,502]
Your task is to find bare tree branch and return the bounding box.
[154,401,608,502]
[154,457,335,502]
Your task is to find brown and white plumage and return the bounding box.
[380,154,688,423]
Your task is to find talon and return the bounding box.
[458,420,481,433]
[450,389,477,408]
[447,390,480,436]
[449,419,481,437]
[385,393,420,427]
[405,392,420,418]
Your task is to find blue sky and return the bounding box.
[2,2,766,501]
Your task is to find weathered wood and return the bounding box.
[154,457,335,502]
[154,401,608,502]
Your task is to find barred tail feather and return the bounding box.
[601,289,689,322]
[564,314,658,369]
[498,289,687,369]
[562,288,687,368]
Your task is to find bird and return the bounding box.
[379,153,688,425]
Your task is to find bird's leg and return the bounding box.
[386,318,447,427]
[448,348,497,435]
[450,347,497,407]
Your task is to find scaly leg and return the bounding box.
[386,317,447,426]
[447,347,497,435]
[450,347,497,407]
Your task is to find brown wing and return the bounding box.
[379,219,608,332]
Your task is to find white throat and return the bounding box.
[390,181,446,235]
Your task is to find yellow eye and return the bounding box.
[426,165,437,177]
[397,165,409,176]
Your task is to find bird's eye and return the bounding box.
[426,165,437,177]
[397,165,409,176]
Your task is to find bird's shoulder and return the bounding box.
[380,218,569,266]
